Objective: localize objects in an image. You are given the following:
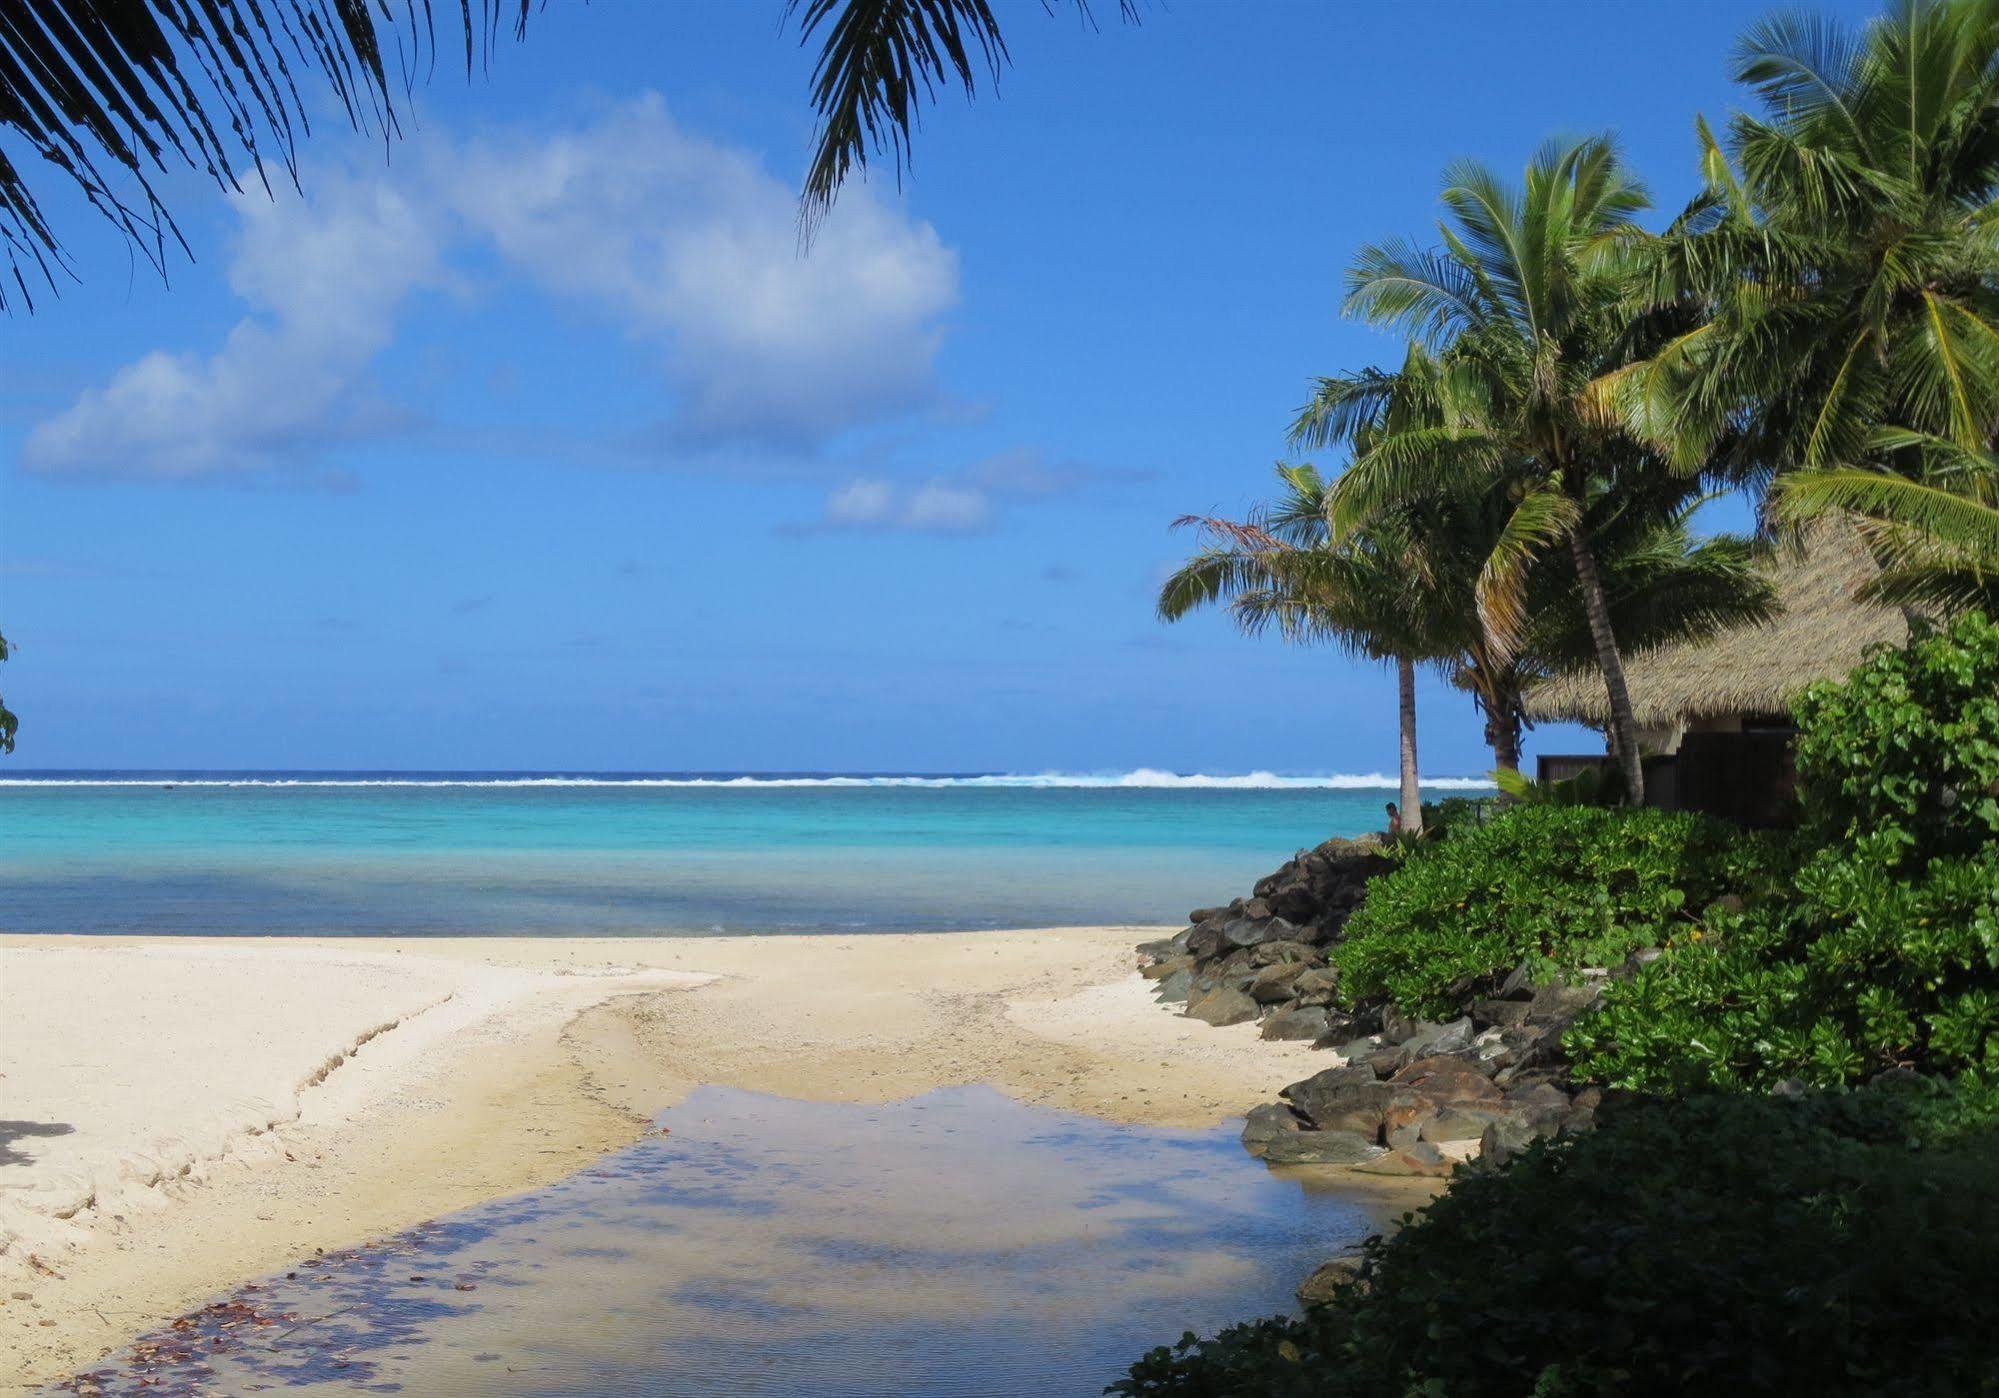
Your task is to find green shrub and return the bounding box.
[1112,1082,1999,1397]
[1331,805,1744,1018]
[1793,610,1999,866]
[1572,613,1999,1092]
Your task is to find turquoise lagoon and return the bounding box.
[0,771,1488,935]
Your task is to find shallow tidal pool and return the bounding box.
[62,1086,1394,1397]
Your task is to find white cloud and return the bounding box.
[22,96,959,481]
[449,96,956,446]
[790,446,1154,536]
[816,475,992,534]
[24,176,442,480]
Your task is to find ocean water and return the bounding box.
[0,770,1490,936]
[63,1085,1393,1396]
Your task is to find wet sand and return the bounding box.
[0,930,1432,1386]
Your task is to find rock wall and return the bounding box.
[1139,835,1620,1180]
[1136,836,1389,1046]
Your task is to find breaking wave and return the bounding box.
[0,768,1497,791]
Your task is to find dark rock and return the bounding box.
[1292,966,1340,998]
[1269,886,1321,922]
[1257,1129,1386,1166]
[1489,1027,1566,1083]
[1478,1113,1544,1165]
[1140,955,1194,982]
[1242,897,1273,921]
[1528,978,1603,1019]
[1503,1081,1573,1126]
[1252,867,1294,900]
[1472,998,1533,1029]
[1296,1254,1368,1305]
[1496,961,1537,1000]
[1562,1085,1603,1135]
[1331,1036,1383,1063]
[1350,1140,1451,1177]
[1249,939,1318,967]
[1420,1105,1506,1143]
[1184,923,1230,960]
[1380,1005,1421,1044]
[1212,947,1259,976]
[1153,968,1192,1004]
[1387,1016,1475,1070]
[1385,1118,1423,1151]
[1365,1049,1405,1078]
[1248,961,1313,1003]
[1239,1102,1306,1158]
[1282,1066,1395,1134]
[1305,1013,1357,1049]
[1261,1004,1332,1041]
[1188,907,1228,925]
[1136,934,1186,964]
[1218,917,1272,948]
[1289,921,1334,947]
[1469,1026,1511,1066]
[1426,1016,1477,1055]
[1185,985,1258,1027]
[1391,1056,1502,1102]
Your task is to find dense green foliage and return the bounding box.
[1112,1082,1999,1397]
[1331,806,1743,1018]
[1572,613,1999,1091]
[1793,611,1999,863]
[1127,613,1999,1390]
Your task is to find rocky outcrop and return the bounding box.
[1245,968,1612,1176]
[1136,836,1389,1049]
[1139,835,1621,1181]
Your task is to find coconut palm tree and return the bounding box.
[1157,465,1449,835]
[1297,147,1695,806]
[1629,0,1999,483]
[0,1,1129,308]
[1158,459,1773,816]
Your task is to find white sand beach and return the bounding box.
[0,929,1394,1387]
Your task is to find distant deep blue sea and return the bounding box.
[0,770,1492,935]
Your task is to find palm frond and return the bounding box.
[0,1,531,310]
[1344,236,1489,345]
[1475,486,1578,662]
[791,0,1136,236]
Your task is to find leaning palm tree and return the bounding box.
[1773,431,1999,614]
[1630,0,1999,481]
[1158,465,1449,836]
[1299,146,1697,806]
[0,1,1130,307]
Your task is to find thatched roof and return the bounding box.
[1524,521,1909,728]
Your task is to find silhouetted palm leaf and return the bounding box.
[789,0,1137,235]
[0,0,1128,308]
[0,2,531,310]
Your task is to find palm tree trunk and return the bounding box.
[1396,656,1423,837]
[1567,528,1646,806]
[1486,709,1521,776]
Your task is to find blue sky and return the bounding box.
[2,0,1878,775]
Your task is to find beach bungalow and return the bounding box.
[1524,522,1909,826]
